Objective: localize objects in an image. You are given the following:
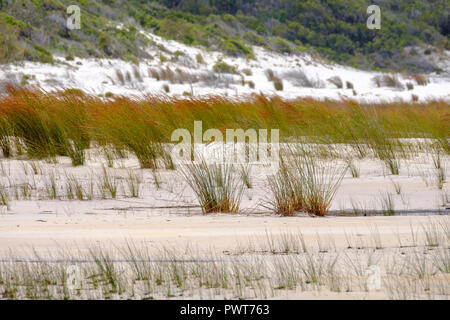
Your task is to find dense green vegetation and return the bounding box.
[0,0,448,72]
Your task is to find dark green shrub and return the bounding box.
[213,60,237,74]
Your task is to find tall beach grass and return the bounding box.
[0,86,447,167]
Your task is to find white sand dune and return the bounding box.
[1,30,449,102]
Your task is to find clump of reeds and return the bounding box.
[65,172,85,200]
[264,69,284,91]
[99,166,119,199]
[266,145,347,216]
[92,99,171,170]
[363,118,402,175]
[379,192,395,215]
[345,81,354,89]
[132,66,143,83]
[266,159,301,216]
[115,69,126,85]
[273,78,283,91]
[180,157,245,214]
[126,169,142,198]
[436,166,446,190]
[238,164,252,189]
[265,69,276,81]
[372,74,404,89]
[282,69,324,88]
[327,76,343,88]
[411,74,429,86]
[44,170,58,199]
[0,118,14,158]
[149,67,200,84]
[290,146,347,216]
[0,182,10,208]
[0,86,90,165]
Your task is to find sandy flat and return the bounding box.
[0,211,446,255]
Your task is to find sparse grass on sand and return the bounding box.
[0,217,448,300]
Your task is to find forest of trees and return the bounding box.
[0,0,448,72]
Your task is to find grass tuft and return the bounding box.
[180,158,245,214]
